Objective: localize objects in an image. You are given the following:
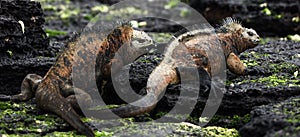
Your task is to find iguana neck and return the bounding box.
[217,33,248,58]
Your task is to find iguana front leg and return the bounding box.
[226,52,246,75]
[60,84,93,113]
[0,74,42,102]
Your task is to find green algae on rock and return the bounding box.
[0,101,69,135]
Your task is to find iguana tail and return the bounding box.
[0,74,42,102]
[0,94,11,101]
[89,64,179,119]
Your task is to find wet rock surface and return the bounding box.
[0,101,71,135]
[0,98,239,136]
[221,40,300,115]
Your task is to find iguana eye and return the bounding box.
[247,31,254,36]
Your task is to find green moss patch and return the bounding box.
[202,126,239,137]
[0,101,69,135]
[149,33,173,43]
[45,29,67,37]
[240,74,298,87]
[209,114,250,129]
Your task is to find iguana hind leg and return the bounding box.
[62,85,93,114]
[12,74,43,102]
[35,81,94,137]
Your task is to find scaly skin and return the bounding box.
[91,17,260,119]
[0,24,154,137]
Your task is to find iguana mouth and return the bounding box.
[252,39,260,45]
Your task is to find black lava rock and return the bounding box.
[0,0,57,95]
[189,0,300,37]
[0,0,50,57]
[239,96,300,137]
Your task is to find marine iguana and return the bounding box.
[89,17,260,119]
[0,17,259,136]
[0,23,154,137]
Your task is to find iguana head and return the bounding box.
[218,17,260,53]
[131,29,154,49]
[240,28,260,46]
[116,23,154,49]
[108,24,155,52]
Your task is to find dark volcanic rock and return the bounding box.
[108,122,206,136]
[102,53,165,105]
[0,57,54,95]
[219,40,300,115]
[239,96,300,137]
[0,0,60,95]
[97,0,122,5]
[0,0,50,57]
[189,0,300,37]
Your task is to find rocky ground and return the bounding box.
[0,0,299,136]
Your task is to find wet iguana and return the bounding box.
[90,17,260,119]
[0,23,154,137]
